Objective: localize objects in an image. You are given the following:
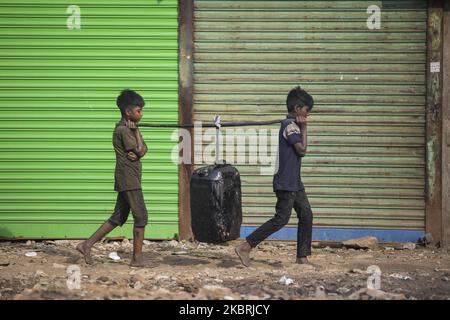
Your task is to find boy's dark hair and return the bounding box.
[116,89,145,115]
[286,86,314,112]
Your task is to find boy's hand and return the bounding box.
[296,115,307,127]
[125,120,137,131]
[127,151,138,161]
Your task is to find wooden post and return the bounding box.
[442,2,450,247]
[178,0,194,241]
[426,0,444,246]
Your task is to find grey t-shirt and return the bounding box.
[112,120,146,192]
[273,116,304,192]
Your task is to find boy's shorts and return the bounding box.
[108,189,148,228]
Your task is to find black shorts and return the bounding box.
[108,189,148,228]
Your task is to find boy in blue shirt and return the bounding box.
[235,86,314,267]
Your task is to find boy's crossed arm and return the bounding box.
[125,120,148,161]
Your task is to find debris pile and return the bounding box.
[0,238,448,300]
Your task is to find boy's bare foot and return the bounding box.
[296,257,319,269]
[130,258,144,267]
[130,255,155,268]
[296,257,310,264]
[235,241,252,267]
[76,241,93,265]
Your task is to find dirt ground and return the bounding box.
[0,238,449,300]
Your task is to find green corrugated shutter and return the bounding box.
[0,0,179,239]
[193,0,426,230]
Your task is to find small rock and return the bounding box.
[384,247,395,251]
[133,281,143,290]
[131,273,146,283]
[52,263,65,269]
[328,293,339,297]
[161,240,179,248]
[278,276,294,285]
[195,242,208,249]
[349,269,366,274]
[337,287,351,294]
[97,276,109,283]
[197,285,236,300]
[315,286,327,298]
[353,254,374,260]
[418,233,433,247]
[0,260,10,267]
[108,252,121,261]
[348,288,406,300]
[33,270,47,278]
[122,238,131,248]
[26,240,35,246]
[25,252,37,257]
[389,273,412,280]
[54,240,71,245]
[143,240,152,246]
[155,275,170,281]
[32,282,45,290]
[442,277,449,282]
[171,251,189,255]
[401,243,416,250]
[343,237,378,250]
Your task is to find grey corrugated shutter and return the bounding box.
[193,0,426,232]
[0,0,179,239]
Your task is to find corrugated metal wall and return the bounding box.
[0,0,179,239]
[193,0,427,230]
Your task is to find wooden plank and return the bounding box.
[425,0,444,246]
[442,1,450,247]
[177,0,194,241]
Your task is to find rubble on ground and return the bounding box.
[342,237,378,250]
[0,239,448,300]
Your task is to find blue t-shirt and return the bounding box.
[273,116,304,192]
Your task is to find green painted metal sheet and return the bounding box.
[193,0,426,230]
[0,0,179,239]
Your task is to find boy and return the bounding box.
[77,89,149,267]
[235,86,314,267]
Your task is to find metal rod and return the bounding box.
[137,119,282,128]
